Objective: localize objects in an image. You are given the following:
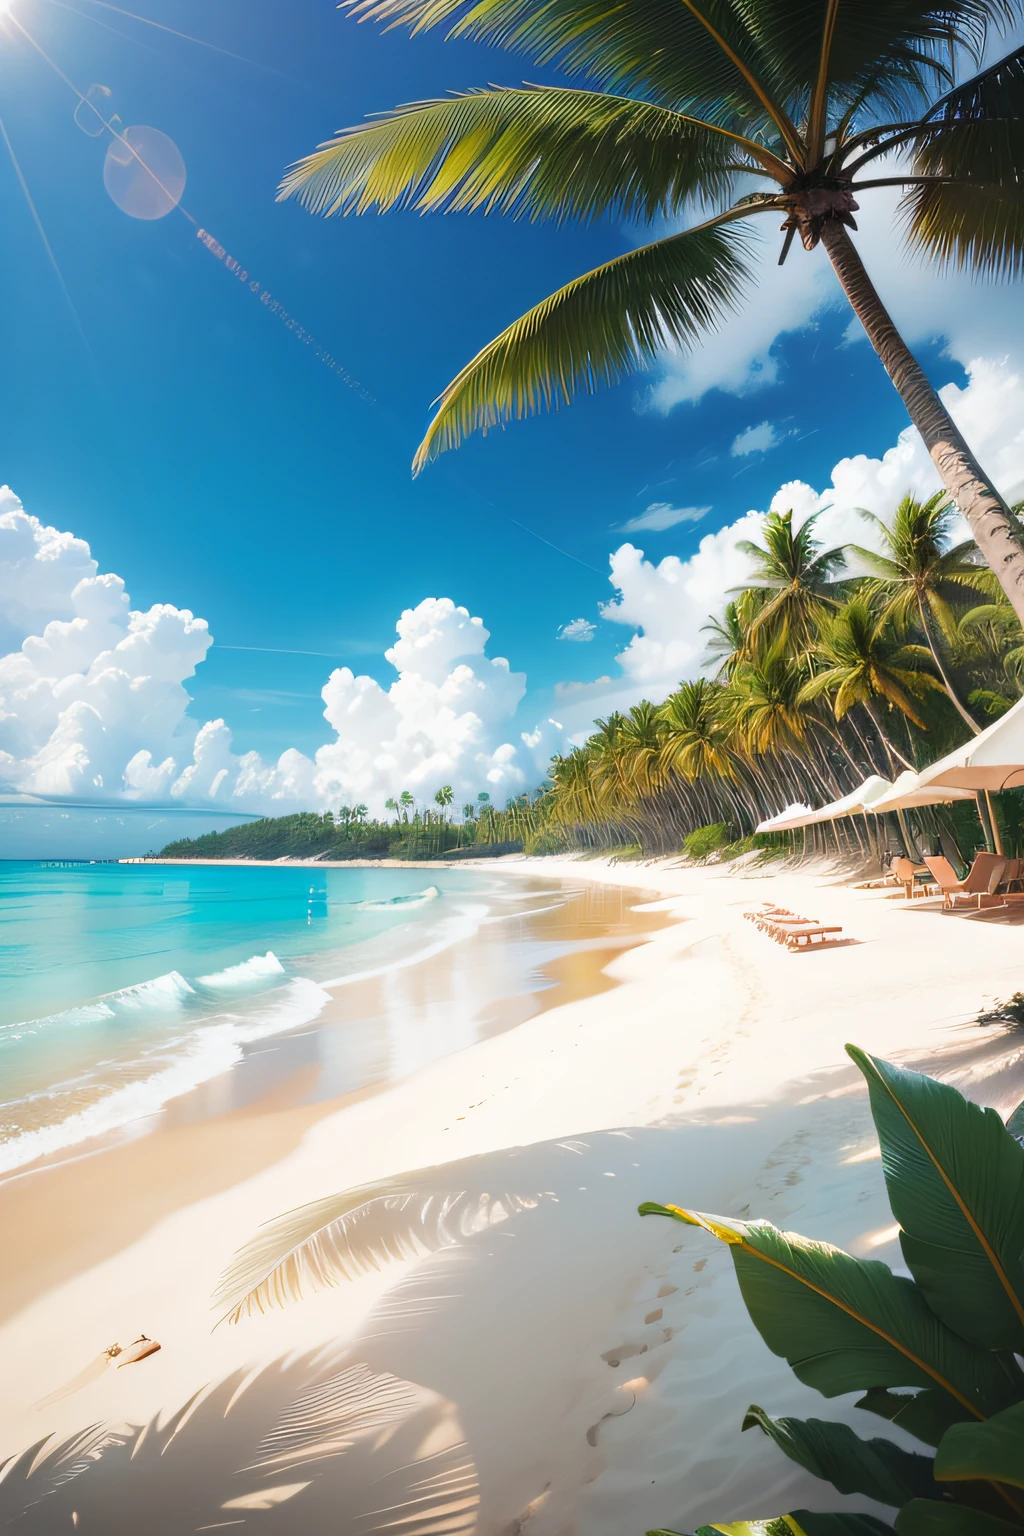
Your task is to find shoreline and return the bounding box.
[2,855,1023,1531]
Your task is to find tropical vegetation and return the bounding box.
[281,0,1024,619]
[641,1047,1024,1535]
[158,790,540,860]
[537,497,1024,866]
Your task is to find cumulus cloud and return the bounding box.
[649,181,1024,410]
[731,421,784,457]
[0,491,565,815]
[619,502,711,533]
[557,618,597,642]
[554,357,1024,734]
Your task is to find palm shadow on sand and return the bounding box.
[3,1028,1021,1535]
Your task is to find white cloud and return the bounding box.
[649,181,1024,409]
[557,618,597,642]
[619,502,711,533]
[731,421,782,457]
[554,357,1024,734]
[0,495,565,816]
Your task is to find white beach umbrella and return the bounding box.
[917,694,1024,792]
[868,769,976,813]
[755,801,818,833]
[806,774,893,824]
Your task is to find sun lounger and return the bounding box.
[786,925,843,949]
[924,853,1006,910]
[890,857,934,899]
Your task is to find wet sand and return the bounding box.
[0,876,663,1323]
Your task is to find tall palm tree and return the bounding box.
[735,508,846,650]
[282,1,1024,618]
[849,491,996,731]
[399,789,414,822]
[799,592,944,769]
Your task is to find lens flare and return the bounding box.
[103,124,185,219]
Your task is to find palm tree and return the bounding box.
[735,508,846,651]
[849,492,996,731]
[384,796,398,821]
[434,784,454,816]
[399,789,414,822]
[799,593,945,769]
[282,2,1024,619]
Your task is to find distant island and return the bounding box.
[158,807,526,862]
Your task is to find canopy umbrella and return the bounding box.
[806,775,892,824]
[917,695,1024,792]
[755,802,818,833]
[868,770,976,814]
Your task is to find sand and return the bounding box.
[1,854,1022,1534]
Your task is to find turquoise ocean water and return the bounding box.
[0,861,517,1174]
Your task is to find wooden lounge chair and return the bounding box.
[890,856,934,899]
[924,853,1005,910]
[786,925,843,949]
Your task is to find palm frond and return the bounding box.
[411,215,753,471]
[214,1170,547,1323]
[278,85,765,224]
[340,0,800,128]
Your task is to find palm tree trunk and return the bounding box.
[914,592,981,736]
[819,221,1024,626]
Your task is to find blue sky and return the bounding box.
[1,0,993,772]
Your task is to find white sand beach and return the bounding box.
[1,855,1022,1534]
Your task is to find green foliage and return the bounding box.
[641,1051,1024,1533]
[284,1,1024,484]
[684,823,733,860]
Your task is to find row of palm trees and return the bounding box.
[538,495,1024,860]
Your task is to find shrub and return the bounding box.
[683,823,733,861]
[642,1048,1024,1535]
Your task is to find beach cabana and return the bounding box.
[868,770,976,814]
[806,775,892,824]
[755,802,818,833]
[917,694,1024,792]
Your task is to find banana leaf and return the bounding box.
[856,1389,973,1448]
[894,1501,1024,1533]
[1007,1099,1024,1147]
[639,1205,1022,1415]
[741,1404,940,1505]
[935,1400,1024,1490]
[847,1048,1024,1354]
[650,1519,894,1536]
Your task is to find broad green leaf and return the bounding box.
[847,1047,1024,1353]
[650,1517,894,1535]
[639,1204,1023,1416]
[856,1388,973,1448]
[788,1519,896,1536]
[894,1501,1024,1534]
[741,1404,939,1505]
[1006,1098,1024,1145]
[935,1400,1024,1489]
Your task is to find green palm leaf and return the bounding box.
[847,1047,1024,1354]
[408,216,752,472]
[893,1503,1024,1534]
[637,1204,1023,1416]
[741,1404,940,1507]
[935,1400,1024,1491]
[278,86,762,223]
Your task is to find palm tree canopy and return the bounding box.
[735,508,847,648]
[281,0,1024,469]
[800,592,945,728]
[850,492,996,634]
